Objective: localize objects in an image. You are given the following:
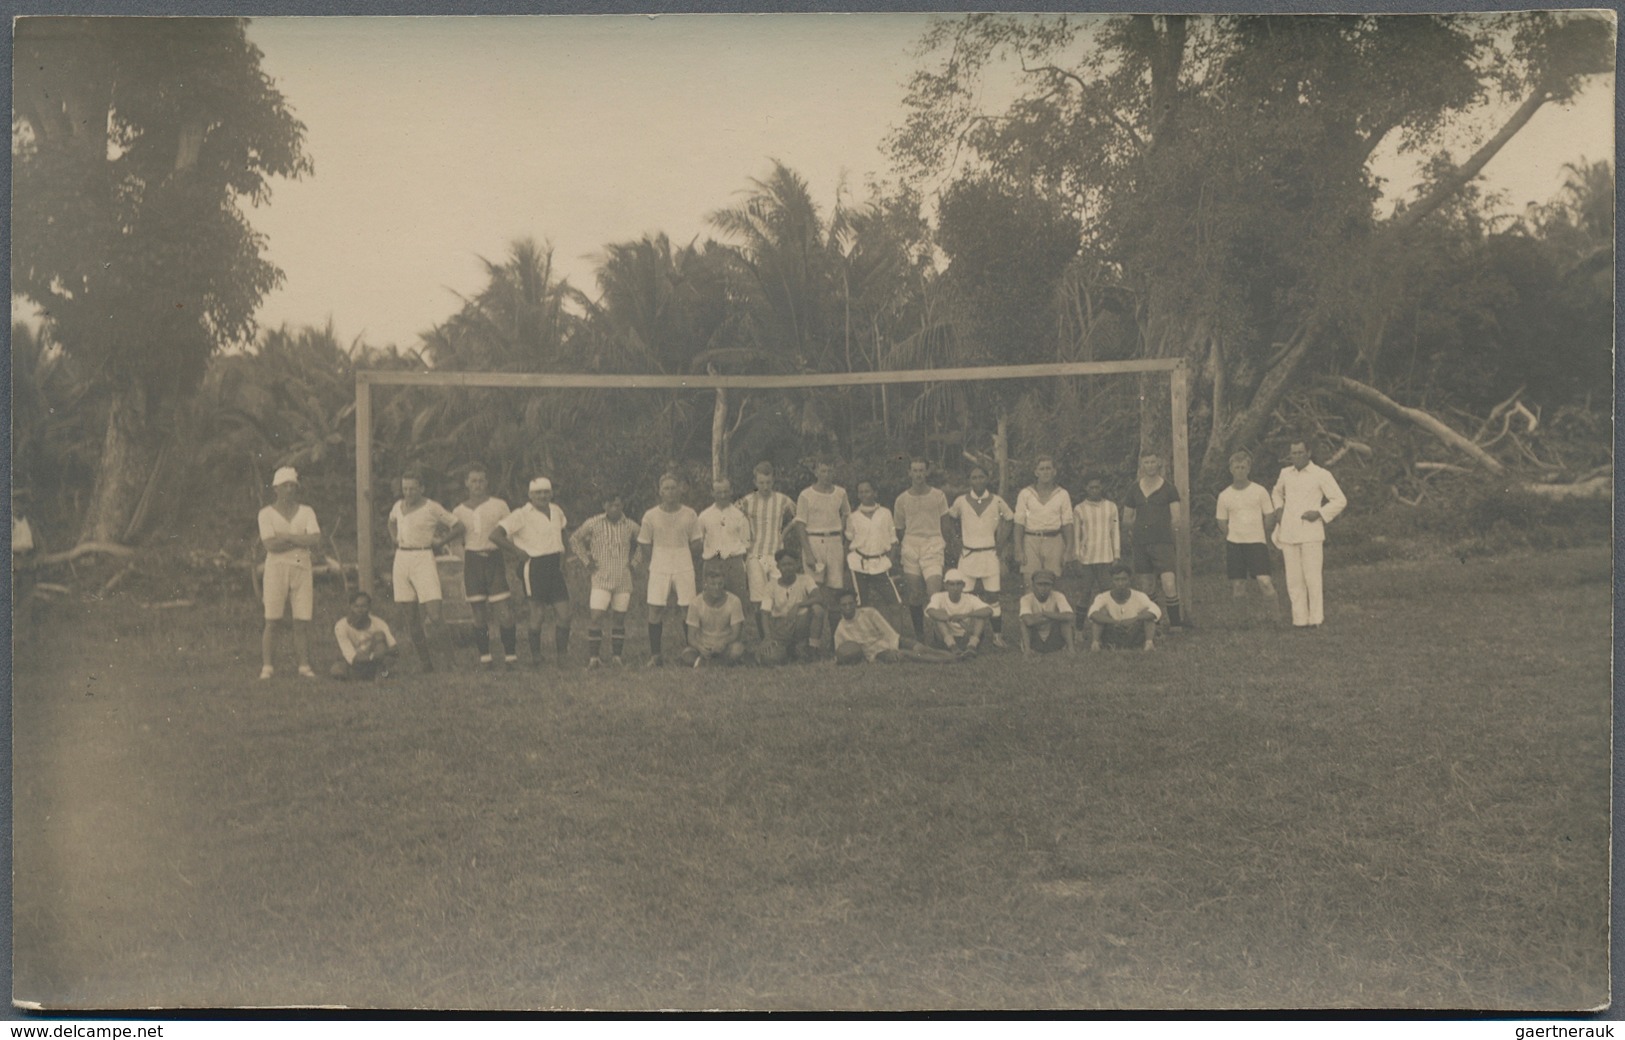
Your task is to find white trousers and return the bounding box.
[1280,541,1325,626]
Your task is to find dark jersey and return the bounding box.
[1127,480,1180,545]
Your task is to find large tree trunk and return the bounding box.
[79,381,164,545]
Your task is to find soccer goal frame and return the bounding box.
[354,358,1194,615]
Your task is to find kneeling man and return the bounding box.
[681,565,747,667]
[330,591,399,680]
[1089,563,1160,652]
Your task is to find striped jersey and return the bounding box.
[1072,497,1121,565]
[571,513,640,582]
[741,490,796,558]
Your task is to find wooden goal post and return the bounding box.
[354,358,1194,614]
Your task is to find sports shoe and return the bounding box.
[692,656,703,669]
[297,665,317,679]
[645,655,664,668]
[259,665,274,680]
[610,656,625,667]
[991,634,1008,649]
[587,657,602,669]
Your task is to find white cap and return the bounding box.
[529,477,553,492]
[943,568,965,584]
[272,466,299,487]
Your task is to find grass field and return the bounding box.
[11,546,1612,1011]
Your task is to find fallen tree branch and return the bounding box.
[1322,375,1506,475]
[1520,475,1611,501]
[25,541,137,569]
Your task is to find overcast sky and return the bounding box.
[242,14,1614,351]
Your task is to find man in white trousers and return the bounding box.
[1270,440,1347,628]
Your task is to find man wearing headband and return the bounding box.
[491,476,572,667]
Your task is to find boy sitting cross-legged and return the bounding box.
[330,591,399,680]
[757,550,826,664]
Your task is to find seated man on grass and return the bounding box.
[681,565,747,668]
[330,591,399,680]
[1018,570,1076,655]
[833,590,962,666]
[924,568,993,656]
[1088,563,1161,652]
[758,550,826,664]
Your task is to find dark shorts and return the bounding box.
[463,550,512,602]
[522,554,570,604]
[1133,541,1177,576]
[853,570,902,606]
[1226,542,1271,580]
[1023,619,1068,653]
[1099,619,1154,649]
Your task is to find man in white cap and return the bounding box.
[258,466,321,679]
[387,469,461,673]
[923,568,994,656]
[491,476,572,667]
[1270,439,1347,629]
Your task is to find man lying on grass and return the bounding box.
[833,590,962,666]
[925,568,994,656]
[1088,563,1160,652]
[1019,570,1076,655]
[681,566,747,668]
[330,591,399,680]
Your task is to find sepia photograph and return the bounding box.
[9,9,1616,1012]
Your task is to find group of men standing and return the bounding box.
[257,441,1348,678]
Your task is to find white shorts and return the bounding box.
[901,537,946,580]
[956,545,1000,585]
[803,533,846,589]
[263,559,314,621]
[746,555,781,603]
[589,586,633,612]
[646,565,697,608]
[393,549,442,604]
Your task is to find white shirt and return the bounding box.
[1216,483,1276,545]
[1020,590,1074,620]
[948,492,1012,550]
[638,505,701,567]
[696,503,753,559]
[766,573,821,618]
[846,505,897,573]
[894,487,949,541]
[1073,498,1120,565]
[454,498,511,553]
[926,590,991,637]
[1089,589,1162,622]
[1015,486,1073,533]
[1271,463,1346,545]
[389,499,455,551]
[796,485,850,536]
[334,614,396,663]
[259,504,320,568]
[498,502,568,557]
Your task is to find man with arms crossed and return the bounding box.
[330,590,399,680]
[388,470,461,674]
[681,564,748,668]
[571,493,640,667]
[490,476,572,668]
[894,457,950,642]
[925,569,994,656]
[1019,570,1076,655]
[1270,440,1347,629]
[945,463,1013,648]
[454,464,517,668]
[634,473,703,666]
